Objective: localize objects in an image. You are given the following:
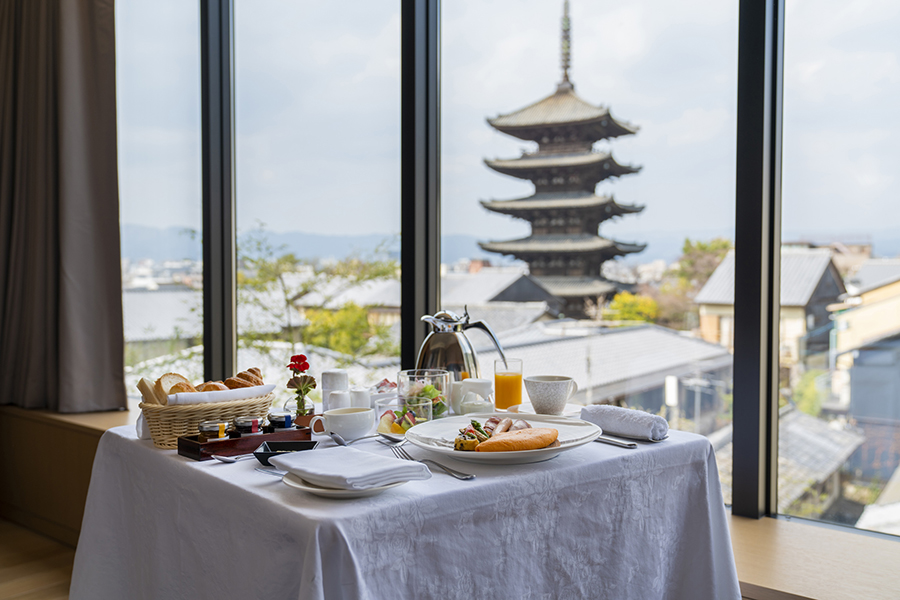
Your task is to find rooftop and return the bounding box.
[695,248,842,307]
[846,258,900,295]
[479,234,645,256]
[487,86,637,142]
[480,192,643,216]
[485,150,640,179]
[533,276,620,298]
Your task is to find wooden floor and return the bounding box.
[0,520,72,600]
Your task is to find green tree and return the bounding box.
[237,227,399,361]
[604,291,658,322]
[674,237,733,290]
[793,369,825,417]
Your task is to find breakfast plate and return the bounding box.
[405,412,601,465]
[281,472,407,498]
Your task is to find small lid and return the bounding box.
[234,416,261,427]
[198,420,229,435]
[267,411,292,424]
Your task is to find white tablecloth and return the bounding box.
[71,426,740,600]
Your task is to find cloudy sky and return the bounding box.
[115,0,899,262]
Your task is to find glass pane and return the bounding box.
[779,0,900,535]
[234,0,401,406]
[441,0,737,498]
[116,0,204,394]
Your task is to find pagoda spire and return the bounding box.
[559,0,573,90]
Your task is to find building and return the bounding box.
[695,248,846,365]
[477,2,645,318]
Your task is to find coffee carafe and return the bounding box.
[416,308,507,381]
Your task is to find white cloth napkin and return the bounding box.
[270,446,431,490]
[580,405,669,441]
[166,384,275,405]
[136,413,152,440]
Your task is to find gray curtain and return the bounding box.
[0,0,125,412]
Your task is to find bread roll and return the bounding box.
[224,377,253,389]
[136,378,160,405]
[248,367,263,379]
[169,382,197,394]
[154,373,195,404]
[475,427,558,452]
[236,371,264,386]
[197,381,229,392]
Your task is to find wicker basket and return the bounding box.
[140,393,275,449]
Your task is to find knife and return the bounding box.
[594,435,638,449]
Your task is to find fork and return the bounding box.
[390,444,475,480]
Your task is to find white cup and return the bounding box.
[321,369,349,412]
[329,390,351,410]
[524,376,578,415]
[309,407,375,441]
[350,388,371,408]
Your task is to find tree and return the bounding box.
[604,291,658,322]
[793,369,825,417]
[237,226,399,361]
[643,237,732,331]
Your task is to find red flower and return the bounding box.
[287,357,310,373]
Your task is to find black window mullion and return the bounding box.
[732,0,785,518]
[400,0,441,369]
[200,0,237,382]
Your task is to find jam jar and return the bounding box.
[233,415,263,436]
[198,420,230,443]
[267,410,294,430]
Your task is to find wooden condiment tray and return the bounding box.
[178,427,312,461]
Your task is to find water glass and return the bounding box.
[397,369,450,418]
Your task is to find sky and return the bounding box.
[115,0,900,263]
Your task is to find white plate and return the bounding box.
[281,472,407,498]
[405,412,602,464]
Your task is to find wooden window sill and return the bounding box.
[730,514,900,599]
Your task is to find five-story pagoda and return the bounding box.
[479,1,645,317]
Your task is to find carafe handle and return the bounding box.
[463,320,508,367]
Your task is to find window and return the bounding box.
[233,0,401,404]
[116,0,204,391]
[441,0,738,500]
[778,0,900,535]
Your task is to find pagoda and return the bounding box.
[478,0,645,317]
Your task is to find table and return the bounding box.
[70,426,740,600]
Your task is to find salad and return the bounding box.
[402,381,448,418]
[377,407,426,435]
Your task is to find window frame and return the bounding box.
[198,0,785,519]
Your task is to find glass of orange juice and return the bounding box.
[494,358,523,410]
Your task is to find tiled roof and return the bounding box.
[442,302,554,334]
[480,234,645,255]
[441,269,537,305]
[485,150,639,173]
[475,322,733,401]
[715,406,865,511]
[487,86,636,138]
[480,192,643,215]
[533,276,619,298]
[695,248,837,307]
[846,258,900,294]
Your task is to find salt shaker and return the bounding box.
[320,369,349,413]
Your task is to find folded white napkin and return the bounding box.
[136,413,152,440]
[166,384,275,405]
[270,446,431,490]
[580,405,669,441]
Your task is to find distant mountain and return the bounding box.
[120,224,900,265]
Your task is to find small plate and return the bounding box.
[254,440,318,466]
[281,472,407,498]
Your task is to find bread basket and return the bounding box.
[140,393,275,449]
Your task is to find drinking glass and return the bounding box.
[375,397,433,435]
[397,369,450,418]
[494,358,523,410]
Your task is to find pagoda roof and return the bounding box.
[487,85,637,142]
[485,151,640,183]
[532,276,622,298]
[480,192,643,217]
[479,234,645,256]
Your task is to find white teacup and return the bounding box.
[524,376,578,415]
[309,407,374,441]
